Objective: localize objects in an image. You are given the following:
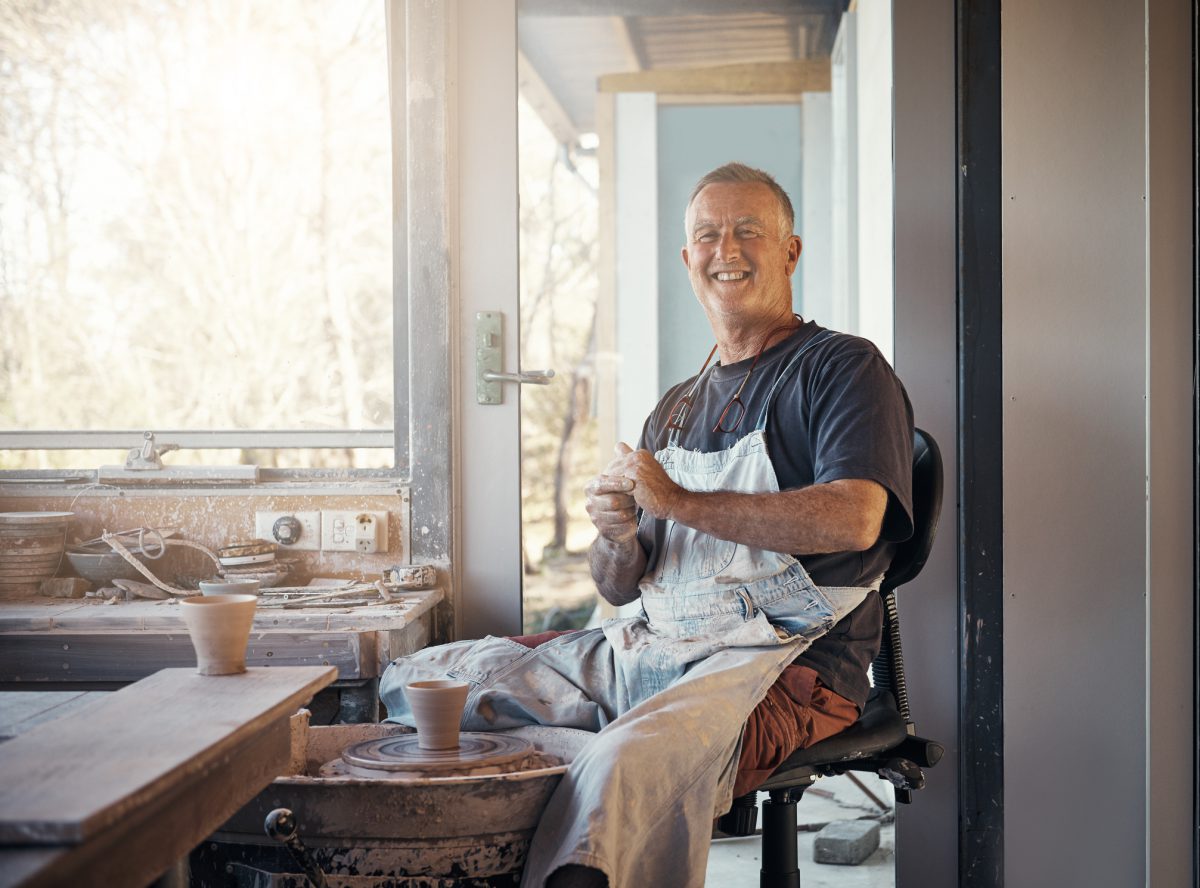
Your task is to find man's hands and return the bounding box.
[585,443,652,606]
[586,443,685,540]
[585,442,887,602]
[584,445,639,544]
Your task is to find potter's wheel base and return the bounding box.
[319,731,548,779]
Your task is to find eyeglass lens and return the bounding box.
[713,397,746,434]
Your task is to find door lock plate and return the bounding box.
[476,311,503,405]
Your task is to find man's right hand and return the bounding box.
[585,443,639,544]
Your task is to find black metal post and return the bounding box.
[1191,1,1199,882]
[956,1,1004,886]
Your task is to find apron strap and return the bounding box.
[752,329,836,431]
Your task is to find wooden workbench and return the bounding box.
[0,666,337,888]
[0,589,442,686]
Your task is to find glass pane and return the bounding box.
[0,0,393,446]
[517,93,600,632]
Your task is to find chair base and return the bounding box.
[760,790,804,888]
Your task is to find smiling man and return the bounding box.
[380,163,914,888]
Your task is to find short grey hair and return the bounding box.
[684,162,795,237]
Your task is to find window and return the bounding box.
[0,0,394,471]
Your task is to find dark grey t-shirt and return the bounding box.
[635,321,914,710]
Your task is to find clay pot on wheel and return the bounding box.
[179,594,257,675]
[406,680,469,750]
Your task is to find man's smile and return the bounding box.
[713,270,750,282]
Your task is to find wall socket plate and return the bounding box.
[321,510,389,554]
[254,510,320,550]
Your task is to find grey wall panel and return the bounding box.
[1002,1,1148,884]
[655,104,804,391]
[892,0,959,885]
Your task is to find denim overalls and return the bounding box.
[380,331,879,887]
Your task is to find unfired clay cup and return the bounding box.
[179,594,257,675]
[199,578,262,597]
[406,680,469,750]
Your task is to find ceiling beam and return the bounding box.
[517,50,579,144]
[598,59,831,95]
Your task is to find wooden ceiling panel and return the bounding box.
[518,4,843,138]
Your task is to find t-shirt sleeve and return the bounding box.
[803,346,915,543]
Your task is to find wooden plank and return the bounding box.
[0,716,289,888]
[598,59,831,95]
[0,601,91,631]
[0,589,442,632]
[656,92,808,106]
[375,613,432,673]
[0,632,368,682]
[0,692,105,740]
[0,666,333,844]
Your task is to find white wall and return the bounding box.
[830,1,894,364]
[800,93,833,325]
[829,13,857,336]
[1002,1,1193,886]
[613,92,659,447]
[853,0,894,363]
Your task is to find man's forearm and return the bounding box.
[667,480,887,555]
[588,535,647,606]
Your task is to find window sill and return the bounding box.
[0,469,410,498]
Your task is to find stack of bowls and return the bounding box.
[0,511,73,595]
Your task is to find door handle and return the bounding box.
[476,311,555,405]
[481,369,555,385]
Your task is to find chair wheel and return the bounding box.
[717,792,759,836]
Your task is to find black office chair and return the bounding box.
[716,428,945,888]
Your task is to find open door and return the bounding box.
[453,0,526,639]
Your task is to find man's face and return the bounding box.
[681,182,802,325]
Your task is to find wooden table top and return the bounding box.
[0,666,336,888]
[0,666,335,844]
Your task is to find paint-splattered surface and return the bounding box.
[0,489,421,588]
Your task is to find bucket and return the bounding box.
[0,512,72,595]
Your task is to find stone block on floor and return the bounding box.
[813,819,881,865]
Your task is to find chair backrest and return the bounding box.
[880,428,944,596]
[872,428,943,723]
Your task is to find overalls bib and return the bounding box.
[379,331,879,887]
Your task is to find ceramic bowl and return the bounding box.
[199,578,262,597]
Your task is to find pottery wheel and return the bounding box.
[339,732,533,776]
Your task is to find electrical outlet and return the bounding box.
[254,510,320,550]
[321,510,388,554]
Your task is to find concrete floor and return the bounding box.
[705,774,896,887]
